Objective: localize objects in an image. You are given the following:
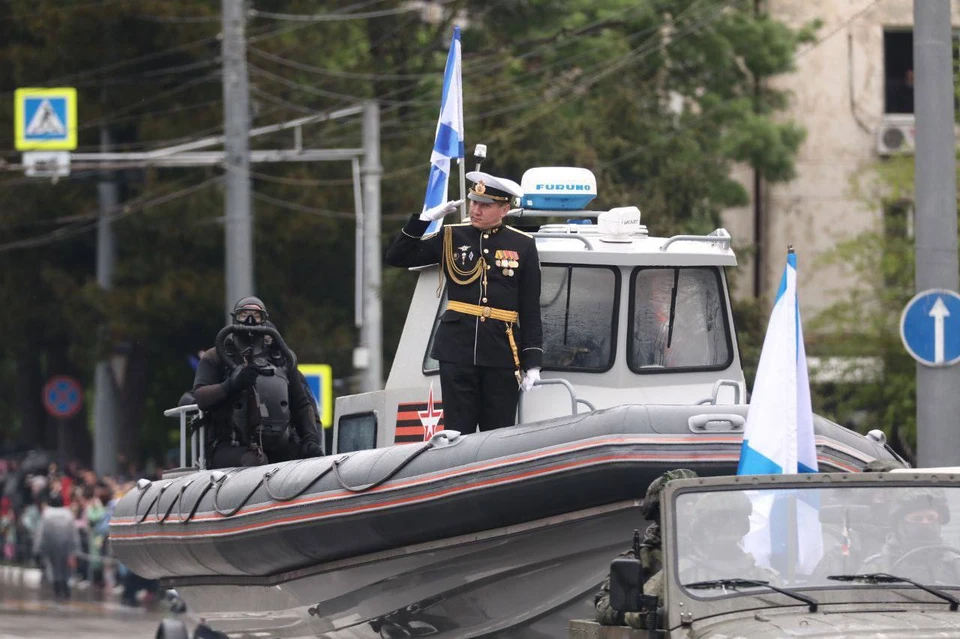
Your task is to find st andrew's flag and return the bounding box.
[738,248,822,577]
[423,27,464,236]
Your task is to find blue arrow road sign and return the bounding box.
[900,288,960,367]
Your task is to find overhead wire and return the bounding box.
[250,2,717,180]
[793,0,884,61]
[0,0,139,21]
[252,1,697,146]
[0,176,221,253]
[250,4,432,22]
[480,0,745,146]
[252,190,411,221]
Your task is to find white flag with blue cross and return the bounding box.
[422,27,464,236]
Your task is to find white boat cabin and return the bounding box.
[333,166,747,453]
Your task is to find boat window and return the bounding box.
[629,267,732,373]
[540,265,619,372]
[336,412,377,452]
[423,265,619,374]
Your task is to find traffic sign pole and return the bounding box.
[914,1,960,468]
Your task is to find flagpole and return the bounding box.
[459,158,466,220]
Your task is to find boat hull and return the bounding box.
[110,404,889,582]
[169,500,641,638]
[109,404,895,637]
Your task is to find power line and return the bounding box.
[249,3,444,22]
[0,176,220,253]
[253,189,411,220]
[793,0,884,61]
[0,0,138,21]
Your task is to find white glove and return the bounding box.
[419,199,464,222]
[520,367,541,392]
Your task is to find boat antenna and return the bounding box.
[474,143,487,172]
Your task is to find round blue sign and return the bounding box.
[900,288,960,367]
[42,375,83,418]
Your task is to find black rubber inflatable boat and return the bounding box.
[110,403,894,583]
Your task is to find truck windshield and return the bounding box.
[629,267,732,373]
[673,484,960,596]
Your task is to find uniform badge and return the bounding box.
[458,245,471,266]
[475,181,486,195]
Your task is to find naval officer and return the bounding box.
[385,171,543,432]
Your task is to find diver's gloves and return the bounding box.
[225,364,259,394]
[419,199,464,222]
[301,441,323,458]
[520,367,541,392]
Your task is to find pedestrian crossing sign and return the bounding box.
[14,87,77,151]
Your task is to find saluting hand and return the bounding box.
[419,199,464,222]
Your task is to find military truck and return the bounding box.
[593,471,960,638]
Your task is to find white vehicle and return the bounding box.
[335,166,750,452]
[114,166,900,639]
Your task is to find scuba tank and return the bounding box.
[215,323,299,452]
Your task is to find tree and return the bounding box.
[807,153,960,463]
[0,0,819,468]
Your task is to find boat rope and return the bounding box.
[154,483,182,524]
[212,471,265,517]
[177,478,214,524]
[332,441,434,493]
[135,483,165,524]
[131,436,448,524]
[262,459,335,502]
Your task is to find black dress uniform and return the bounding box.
[386,174,543,432]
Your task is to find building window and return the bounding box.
[884,30,913,114]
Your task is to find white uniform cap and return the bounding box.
[465,171,523,204]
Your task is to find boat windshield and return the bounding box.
[540,265,619,371]
[672,484,960,597]
[629,266,732,373]
[424,264,620,374]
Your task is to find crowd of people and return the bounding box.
[0,451,160,605]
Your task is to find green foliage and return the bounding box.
[0,0,815,466]
[809,155,960,462]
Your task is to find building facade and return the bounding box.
[722,0,960,318]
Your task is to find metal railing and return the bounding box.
[660,228,732,252]
[696,379,747,406]
[517,378,596,423]
[163,404,206,470]
[531,233,594,249]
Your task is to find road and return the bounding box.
[0,582,170,638]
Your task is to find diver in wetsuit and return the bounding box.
[192,297,322,467]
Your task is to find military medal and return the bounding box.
[458,245,470,266]
[502,268,509,276]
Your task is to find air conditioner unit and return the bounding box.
[876,114,916,156]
